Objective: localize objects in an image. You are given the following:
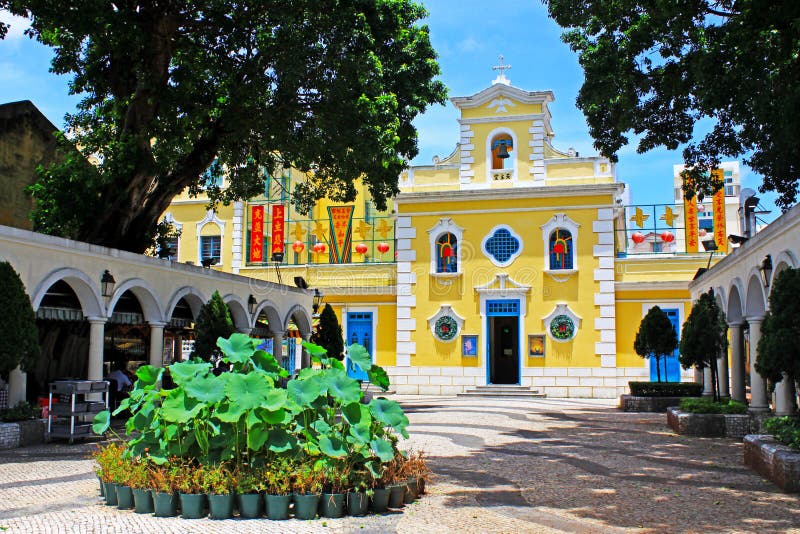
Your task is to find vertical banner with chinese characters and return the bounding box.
[683,186,699,253]
[711,169,727,253]
[271,204,285,261]
[328,205,354,263]
[250,205,264,263]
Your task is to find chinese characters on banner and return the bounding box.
[271,205,285,260]
[683,182,699,253]
[250,206,264,263]
[327,206,354,263]
[711,169,727,253]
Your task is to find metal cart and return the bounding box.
[47,380,109,443]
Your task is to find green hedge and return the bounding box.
[628,381,703,397]
[765,416,800,451]
[679,397,748,414]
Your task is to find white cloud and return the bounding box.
[458,37,481,53]
[1,10,30,40]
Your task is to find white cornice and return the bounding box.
[458,114,546,125]
[615,281,690,292]
[451,84,555,110]
[396,183,624,204]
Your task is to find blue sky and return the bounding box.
[0,3,777,214]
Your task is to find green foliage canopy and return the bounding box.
[545,0,800,208]
[192,291,235,362]
[1,0,447,252]
[756,268,800,389]
[634,306,678,383]
[0,262,40,380]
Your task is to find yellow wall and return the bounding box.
[404,192,615,368]
[461,101,542,120]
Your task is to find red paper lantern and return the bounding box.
[313,242,326,254]
[660,231,675,243]
[377,242,390,254]
[355,243,368,255]
[292,241,305,254]
[631,232,645,244]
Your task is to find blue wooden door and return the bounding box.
[346,312,373,380]
[649,308,681,382]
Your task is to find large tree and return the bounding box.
[1,1,446,252]
[545,0,800,208]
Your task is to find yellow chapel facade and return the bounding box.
[164,71,726,398]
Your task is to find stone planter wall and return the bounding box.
[744,435,800,493]
[667,408,752,438]
[0,419,46,449]
[620,395,685,413]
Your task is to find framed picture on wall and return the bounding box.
[461,335,478,357]
[528,334,545,357]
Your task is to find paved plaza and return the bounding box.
[0,396,798,533]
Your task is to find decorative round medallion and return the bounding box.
[549,315,575,341]
[434,315,459,341]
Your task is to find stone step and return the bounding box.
[457,385,546,398]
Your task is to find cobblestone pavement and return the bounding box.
[1,396,798,533]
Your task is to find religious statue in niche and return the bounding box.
[434,315,458,341]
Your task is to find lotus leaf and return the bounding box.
[266,429,296,452]
[112,397,130,416]
[257,406,289,425]
[214,402,245,422]
[302,340,328,361]
[168,360,211,385]
[247,424,269,451]
[251,349,285,376]
[92,410,110,434]
[262,387,288,411]
[134,365,163,386]
[341,402,371,427]
[349,423,372,443]
[370,438,395,462]
[329,358,345,371]
[224,372,271,410]
[184,373,227,404]
[347,343,372,374]
[161,391,204,423]
[367,365,390,391]
[369,398,409,436]
[217,333,260,365]
[288,375,322,405]
[323,369,362,404]
[320,435,348,458]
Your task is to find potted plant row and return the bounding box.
[91,335,432,520]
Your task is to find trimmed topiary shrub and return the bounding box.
[679,397,748,414]
[192,291,235,362]
[628,381,703,397]
[634,306,679,382]
[313,303,344,361]
[0,262,40,381]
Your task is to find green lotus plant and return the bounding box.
[93,333,410,492]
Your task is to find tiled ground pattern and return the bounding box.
[0,397,798,533]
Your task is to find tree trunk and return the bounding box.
[655,356,662,382]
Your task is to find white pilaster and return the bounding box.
[231,201,244,274]
[593,208,616,369]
